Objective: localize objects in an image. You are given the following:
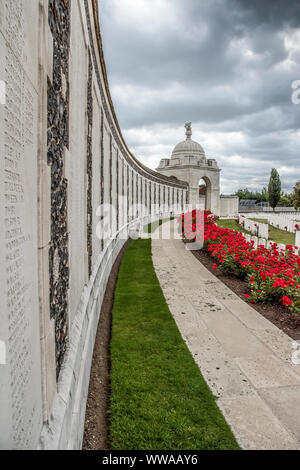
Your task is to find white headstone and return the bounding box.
[296,231,300,250]
[258,222,269,240]
[258,238,266,248]
[278,243,286,254]
[251,236,258,249]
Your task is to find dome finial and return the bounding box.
[185,122,192,140]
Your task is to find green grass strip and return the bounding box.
[109,239,240,450]
[249,218,295,245]
[217,218,296,245]
[216,218,250,235]
[144,217,174,234]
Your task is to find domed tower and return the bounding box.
[156,123,221,215]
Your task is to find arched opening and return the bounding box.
[198,177,212,211]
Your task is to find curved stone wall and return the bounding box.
[0,0,188,450]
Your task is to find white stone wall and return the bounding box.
[0,0,188,450]
[69,1,89,324]
[220,196,239,217]
[0,0,43,449]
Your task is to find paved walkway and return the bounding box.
[151,221,300,450]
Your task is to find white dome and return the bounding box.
[171,123,206,159]
[172,139,205,158]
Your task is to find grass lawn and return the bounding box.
[216,218,250,235]
[109,239,240,450]
[249,218,295,246]
[144,217,174,234]
[217,218,296,246]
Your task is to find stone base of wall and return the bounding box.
[38,214,174,450]
[38,228,126,449]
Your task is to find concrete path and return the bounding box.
[151,221,300,450]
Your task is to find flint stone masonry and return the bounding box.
[0,0,188,450]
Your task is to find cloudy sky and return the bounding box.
[99,0,300,194]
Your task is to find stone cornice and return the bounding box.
[90,0,188,190]
[157,165,221,173]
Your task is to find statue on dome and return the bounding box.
[185,122,192,140]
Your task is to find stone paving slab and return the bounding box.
[222,298,279,331]
[152,221,300,450]
[218,395,299,450]
[201,308,271,358]
[235,354,300,389]
[187,332,255,399]
[258,386,300,443]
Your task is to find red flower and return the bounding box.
[281,296,293,306]
[273,278,286,288]
[180,209,300,314]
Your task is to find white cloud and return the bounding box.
[100,0,300,195]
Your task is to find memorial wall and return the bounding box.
[0,0,188,449]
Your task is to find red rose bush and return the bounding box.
[178,210,300,315]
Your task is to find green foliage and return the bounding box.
[292,181,300,211]
[268,169,281,210]
[220,252,247,279]
[236,171,297,209]
[277,193,293,207]
[235,187,268,202]
[109,239,239,450]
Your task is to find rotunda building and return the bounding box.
[156,123,222,214]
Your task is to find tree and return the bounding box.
[278,193,293,207]
[292,181,300,211]
[260,187,269,202]
[235,188,255,200]
[235,187,268,201]
[268,169,281,210]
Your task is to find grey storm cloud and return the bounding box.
[99,0,300,194]
[232,0,300,27]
